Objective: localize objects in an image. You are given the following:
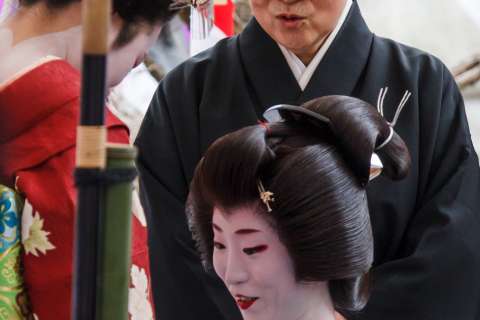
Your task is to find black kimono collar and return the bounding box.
[238,1,374,112]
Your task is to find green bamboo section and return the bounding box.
[96,144,137,319]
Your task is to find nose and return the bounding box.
[224,249,249,286]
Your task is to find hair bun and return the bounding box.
[272,95,411,185]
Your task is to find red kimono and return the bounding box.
[0,58,153,319]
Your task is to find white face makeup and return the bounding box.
[212,206,335,320]
[0,25,82,84]
[107,23,162,87]
[0,11,161,87]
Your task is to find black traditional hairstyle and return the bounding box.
[187,95,411,312]
[19,0,177,47]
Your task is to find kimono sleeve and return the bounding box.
[134,81,237,320]
[349,70,480,319]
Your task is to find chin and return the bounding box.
[273,29,303,45]
[278,37,310,53]
[244,313,276,320]
[240,307,273,320]
[107,72,128,88]
[241,312,265,320]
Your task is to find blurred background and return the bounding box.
[359,0,480,153]
[1,0,479,152]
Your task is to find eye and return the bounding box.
[243,245,268,256]
[214,242,226,250]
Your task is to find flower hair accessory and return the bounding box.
[257,180,274,212]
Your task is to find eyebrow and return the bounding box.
[212,223,260,235]
[235,229,260,235]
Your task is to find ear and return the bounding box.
[108,13,124,48]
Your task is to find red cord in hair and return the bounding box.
[258,120,270,133]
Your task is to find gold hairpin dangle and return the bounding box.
[257,180,275,212]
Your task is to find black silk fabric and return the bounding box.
[135,2,480,319]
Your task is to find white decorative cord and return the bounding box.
[390,90,412,127]
[377,87,389,117]
[376,87,412,126]
[374,87,411,151]
[375,126,394,150]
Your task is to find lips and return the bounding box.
[235,295,258,310]
[277,13,304,20]
[276,14,306,28]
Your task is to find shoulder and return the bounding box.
[372,35,459,106]
[160,35,239,93]
[372,35,449,82]
[146,35,240,125]
[137,36,241,143]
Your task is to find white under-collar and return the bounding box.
[278,0,353,91]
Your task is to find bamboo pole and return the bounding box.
[96,144,136,320]
[72,0,111,318]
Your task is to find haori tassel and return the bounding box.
[190,0,214,40]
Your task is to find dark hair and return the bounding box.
[187,95,411,312]
[19,0,177,47]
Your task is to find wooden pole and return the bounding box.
[72,0,111,318]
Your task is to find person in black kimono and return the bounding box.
[135,0,480,319]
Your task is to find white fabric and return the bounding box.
[0,25,82,84]
[0,0,18,23]
[278,0,353,91]
[190,24,226,56]
[369,153,384,181]
[108,62,159,140]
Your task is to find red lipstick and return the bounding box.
[235,295,258,310]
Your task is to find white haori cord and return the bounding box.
[375,87,412,150]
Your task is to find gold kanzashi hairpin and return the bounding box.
[257,180,275,212]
